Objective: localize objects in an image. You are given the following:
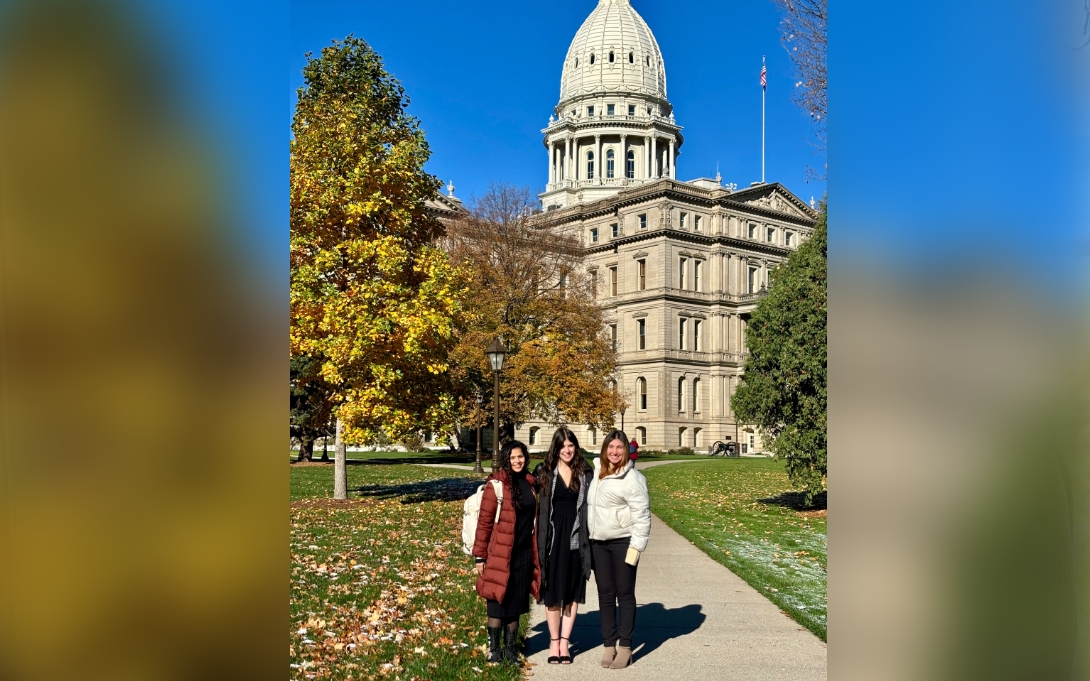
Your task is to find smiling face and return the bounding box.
[559,439,576,465]
[606,438,626,466]
[509,447,526,473]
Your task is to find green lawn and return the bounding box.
[643,459,827,640]
[290,463,529,681]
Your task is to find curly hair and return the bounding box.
[498,440,529,510]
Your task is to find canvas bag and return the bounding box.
[461,479,503,555]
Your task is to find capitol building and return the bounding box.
[443,0,818,453]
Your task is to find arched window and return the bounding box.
[589,427,597,445]
[692,378,701,413]
[590,53,596,65]
[677,377,686,412]
[609,51,615,63]
[575,58,580,68]
[529,427,539,446]
[626,150,635,179]
[636,427,646,446]
[637,377,647,411]
[646,56,651,67]
[587,151,595,180]
[606,149,615,179]
[629,52,634,63]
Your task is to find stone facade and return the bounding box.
[515,0,818,453]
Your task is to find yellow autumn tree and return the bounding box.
[290,36,467,446]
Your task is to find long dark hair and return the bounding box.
[498,440,529,510]
[541,426,587,495]
[598,429,630,479]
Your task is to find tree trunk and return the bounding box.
[334,419,347,500]
[319,437,330,462]
[297,438,314,462]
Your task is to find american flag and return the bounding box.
[760,63,767,90]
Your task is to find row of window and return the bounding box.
[574,52,654,68]
[590,257,768,296]
[583,148,637,180]
[588,215,794,245]
[628,376,703,414]
[608,316,702,355]
[747,221,795,246]
[540,425,750,451]
[583,104,654,118]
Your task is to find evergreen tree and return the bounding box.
[732,201,827,503]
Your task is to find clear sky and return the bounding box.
[290,0,826,207]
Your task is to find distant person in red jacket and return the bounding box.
[628,439,639,461]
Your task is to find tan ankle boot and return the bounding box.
[609,645,632,669]
[600,644,616,668]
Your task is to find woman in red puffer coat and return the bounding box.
[472,440,541,664]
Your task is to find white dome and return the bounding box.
[558,0,667,105]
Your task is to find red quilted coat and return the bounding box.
[471,470,542,602]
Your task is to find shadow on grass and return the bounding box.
[348,454,479,466]
[758,490,827,511]
[354,477,483,504]
[524,603,706,661]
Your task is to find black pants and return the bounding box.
[591,538,638,647]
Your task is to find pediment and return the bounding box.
[735,185,814,220]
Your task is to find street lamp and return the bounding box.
[473,392,484,474]
[485,338,508,472]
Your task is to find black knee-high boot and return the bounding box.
[486,626,503,663]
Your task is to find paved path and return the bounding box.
[523,460,827,680]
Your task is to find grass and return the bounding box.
[643,458,827,640]
[290,463,532,681]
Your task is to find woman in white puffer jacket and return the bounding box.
[587,429,651,670]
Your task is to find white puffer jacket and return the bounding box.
[588,457,651,552]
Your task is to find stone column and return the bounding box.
[548,142,555,184]
[668,138,676,179]
[565,137,572,181]
[594,134,602,184]
[651,136,658,177]
[620,134,627,179]
[644,136,650,178]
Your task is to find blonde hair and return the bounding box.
[597,429,630,479]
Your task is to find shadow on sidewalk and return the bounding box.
[526,602,706,661]
[354,477,482,504]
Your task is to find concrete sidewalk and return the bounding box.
[522,460,827,680]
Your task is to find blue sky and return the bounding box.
[290,0,826,207]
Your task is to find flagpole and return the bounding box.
[761,55,766,184]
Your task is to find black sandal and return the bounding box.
[548,637,560,664]
[559,636,572,664]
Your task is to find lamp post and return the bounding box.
[485,338,508,472]
[473,392,484,474]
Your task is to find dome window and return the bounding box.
[590,53,596,65]
[606,149,615,179]
[587,151,595,180]
[575,58,579,68]
[646,56,651,67]
[609,51,615,63]
[626,150,635,179]
[629,52,634,63]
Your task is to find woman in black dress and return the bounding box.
[533,427,593,664]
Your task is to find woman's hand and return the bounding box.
[475,562,484,576]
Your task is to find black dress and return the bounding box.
[487,474,537,619]
[542,473,587,607]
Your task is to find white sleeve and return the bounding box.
[627,472,652,553]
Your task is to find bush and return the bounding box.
[399,433,425,452]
